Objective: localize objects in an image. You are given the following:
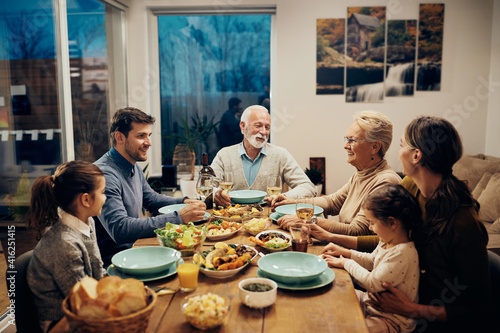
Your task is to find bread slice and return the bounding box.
[108,290,147,317]
[96,276,123,304]
[77,298,110,319]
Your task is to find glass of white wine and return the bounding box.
[267,176,282,215]
[295,195,315,223]
[220,172,234,194]
[196,174,213,203]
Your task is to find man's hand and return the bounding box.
[179,201,206,224]
[183,198,201,204]
[270,194,295,208]
[322,242,351,258]
[277,214,302,230]
[213,189,231,207]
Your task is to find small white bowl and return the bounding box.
[238,278,277,309]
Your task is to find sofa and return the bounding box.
[453,154,500,253]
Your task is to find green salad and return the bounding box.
[154,222,205,250]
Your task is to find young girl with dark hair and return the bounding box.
[26,160,107,332]
[323,184,422,333]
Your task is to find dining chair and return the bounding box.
[6,250,42,333]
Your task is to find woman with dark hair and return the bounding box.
[347,116,491,332]
[26,160,107,332]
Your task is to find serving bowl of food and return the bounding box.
[212,203,264,222]
[182,293,229,330]
[206,220,242,241]
[243,217,272,235]
[194,242,257,279]
[250,230,292,252]
[154,222,206,256]
[257,252,328,284]
[111,246,180,276]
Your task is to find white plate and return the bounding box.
[206,224,243,241]
[200,245,257,279]
[229,190,267,204]
[257,268,335,290]
[274,204,324,216]
[107,259,182,282]
[159,204,209,223]
[254,230,292,252]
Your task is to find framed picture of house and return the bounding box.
[346,6,386,103]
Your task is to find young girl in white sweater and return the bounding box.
[322,184,421,333]
[26,160,107,332]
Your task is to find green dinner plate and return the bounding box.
[257,268,335,290]
[229,190,267,204]
[107,258,183,282]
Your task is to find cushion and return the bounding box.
[491,217,500,234]
[453,155,498,191]
[472,172,493,200]
[477,173,500,222]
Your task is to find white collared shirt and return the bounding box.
[58,208,91,237]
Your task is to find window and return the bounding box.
[0,0,127,222]
[156,12,272,168]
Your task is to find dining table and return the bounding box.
[52,208,369,333]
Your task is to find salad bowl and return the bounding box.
[155,222,206,256]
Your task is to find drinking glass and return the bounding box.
[267,176,282,215]
[295,196,315,223]
[220,172,234,194]
[176,257,200,292]
[290,223,310,252]
[196,174,213,203]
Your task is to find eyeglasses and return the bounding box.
[344,137,369,146]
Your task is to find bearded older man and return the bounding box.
[211,105,316,207]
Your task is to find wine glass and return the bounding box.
[267,176,282,215]
[196,174,213,203]
[296,195,315,244]
[220,172,234,194]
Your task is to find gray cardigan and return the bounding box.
[211,143,316,198]
[27,219,105,323]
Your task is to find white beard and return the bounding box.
[248,133,267,149]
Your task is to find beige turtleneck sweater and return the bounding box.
[319,159,401,235]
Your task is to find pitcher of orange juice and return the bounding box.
[176,257,200,292]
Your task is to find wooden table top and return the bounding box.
[53,214,368,333]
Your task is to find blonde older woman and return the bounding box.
[273,111,401,238]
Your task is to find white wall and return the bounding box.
[486,0,500,156]
[125,0,498,193]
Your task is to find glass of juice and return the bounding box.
[176,257,200,292]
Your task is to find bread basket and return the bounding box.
[62,286,157,333]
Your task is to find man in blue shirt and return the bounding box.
[95,107,205,264]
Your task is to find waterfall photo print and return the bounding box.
[316,18,345,95]
[346,6,386,103]
[417,4,445,91]
[385,20,417,97]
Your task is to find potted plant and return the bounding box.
[168,116,218,198]
[305,166,323,196]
